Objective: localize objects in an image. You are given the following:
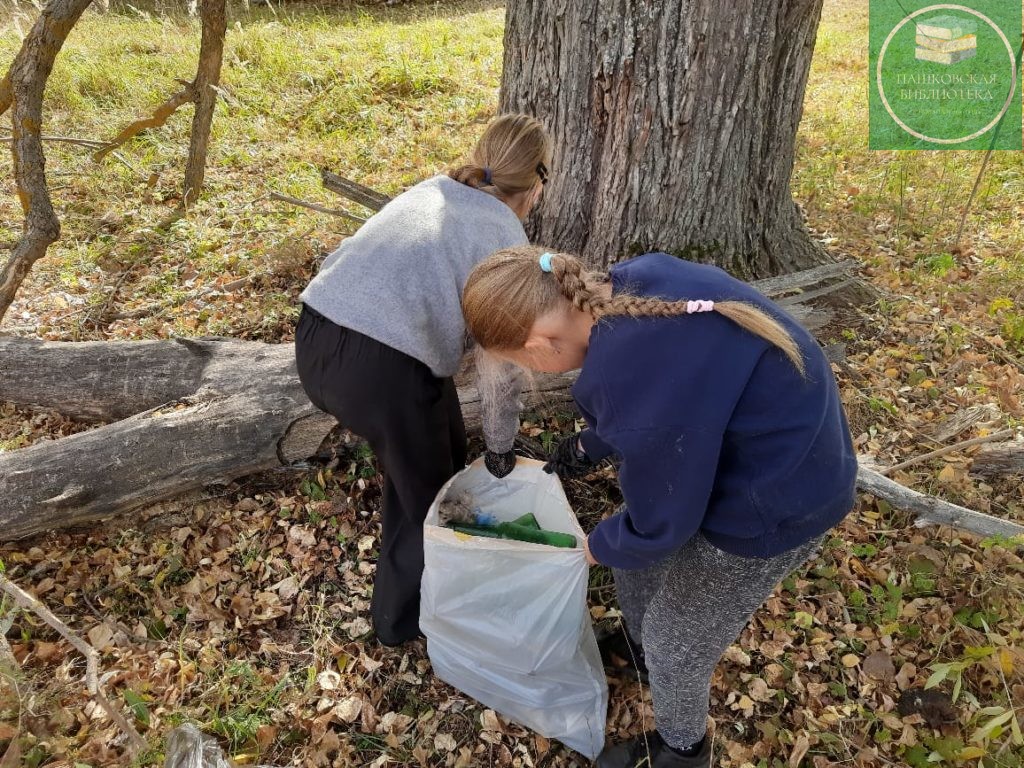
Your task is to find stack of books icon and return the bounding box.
[916,15,978,65]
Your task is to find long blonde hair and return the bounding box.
[463,246,806,375]
[449,113,551,198]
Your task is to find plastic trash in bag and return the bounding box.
[164,725,232,768]
[163,725,279,768]
[420,457,608,759]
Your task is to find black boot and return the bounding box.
[596,731,710,768]
[597,626,649,684]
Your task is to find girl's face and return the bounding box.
[494,341,584,374]
[491,306,592,374]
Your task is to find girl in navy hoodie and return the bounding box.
[462,247,858,768]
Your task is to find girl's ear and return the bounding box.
[523,333,556,354]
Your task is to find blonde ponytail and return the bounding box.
[463,246,806,375]
[448,113,551,198]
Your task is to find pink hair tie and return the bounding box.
[686,300,715,314]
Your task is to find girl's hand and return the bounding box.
[542,433,595,478]
[583,535,599,566]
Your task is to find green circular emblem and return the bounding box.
[876,3,1017,144]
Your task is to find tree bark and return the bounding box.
[0,0,95,324]
[970,440,1024,477]
[500,0,827,276]
[182,0,227,205]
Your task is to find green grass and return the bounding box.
[1,0,1022,343]
[794,0,1024,294]
[0,0,505,340]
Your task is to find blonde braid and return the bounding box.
[549,255,607,315]
[600,292,806,375]
[546,251,804,374]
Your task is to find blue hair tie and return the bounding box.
[538,252,554,273]
[483,167,493,185]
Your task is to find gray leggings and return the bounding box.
[613,531,824,748]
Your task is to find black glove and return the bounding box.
[484,449,517,478]
[543,434,596,478]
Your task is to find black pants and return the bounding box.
[294,305,467,644]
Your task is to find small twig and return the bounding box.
[969,328,1024,373]
[268,191,366,224]
[878,428,1016,476]
[953,147,994,249]
[0,573,146,752]
[953,37,1024,249]
[107,150,147,178]
[0,134,109,149]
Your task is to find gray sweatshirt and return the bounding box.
[299,174,525,453]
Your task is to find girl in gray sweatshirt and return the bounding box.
[295,114,551,645]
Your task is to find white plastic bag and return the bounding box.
[420,458,608,759]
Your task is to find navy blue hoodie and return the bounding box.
[576,253,858,569]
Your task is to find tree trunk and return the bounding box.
[0,0,95,324]
[182,0,227,205]
[500,0,827,277]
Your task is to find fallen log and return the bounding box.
[4,326,1022,542]
[0,336,578,539]
[856,462,1024,539]
[970,439,1024,477]
[0,176,870,540]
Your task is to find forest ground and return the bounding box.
[0,0,1022,766]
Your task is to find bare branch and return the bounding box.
[878,428,1016,476]
[93,84,196,162]
[0,573,146,752]
[0,134,108,149]
[269,191,366,223]
[320,169,392,212]
[857,461,1024,539]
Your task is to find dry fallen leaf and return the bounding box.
[481,709,503,733]
[316,670,341,691]
[0,737,21,768]
[863,650,896,681]
[789,733,810,768]
[434,732,457,753]
[86,623,114,652]
[333,696,362,723]
[895,662,917,690]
